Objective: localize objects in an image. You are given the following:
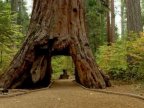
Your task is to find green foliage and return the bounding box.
[17,0,30,34]
[0,1,23,45]
[0,48,17,73]
[86,0,107,53]
[126,33,144,80]
[0,1,24,74]
[51,56,74,79]
[96,33,144,81]
[96,41,127,79]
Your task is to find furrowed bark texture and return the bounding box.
[126,0,143,33]
[0,0,111,89]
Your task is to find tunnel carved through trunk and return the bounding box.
[0,0,111,89]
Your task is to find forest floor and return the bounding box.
[0,79,144,108]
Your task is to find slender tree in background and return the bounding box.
[11,0,18,16]
[105,0,116,45]
[106,0,112,45]
[0,0,111,89]
[141,0,144,28]
[110,0,115,42]
[126,0,143,33]
[121,0,126,36]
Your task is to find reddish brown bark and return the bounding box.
[106,0,115,45]
[126,0,143,33]
[0,0,111,89]
[111,0,115,42]
[106,0,112,45]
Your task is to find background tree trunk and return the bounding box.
[111,0,115,42]
[106,0,112,45]
[126,0,143,33]
[0,0,111,89]
[11,0,19,13]
[121,0,126,36]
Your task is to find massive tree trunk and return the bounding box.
[0,0,111,89]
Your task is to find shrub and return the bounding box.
[96,32,144,81]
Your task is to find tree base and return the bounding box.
[0,0,111,89]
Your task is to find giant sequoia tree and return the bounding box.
[0,0,111,89]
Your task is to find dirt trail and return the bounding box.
[0,80,144,108]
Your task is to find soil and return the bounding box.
[0,79,144,108]
[106,81,144,96]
